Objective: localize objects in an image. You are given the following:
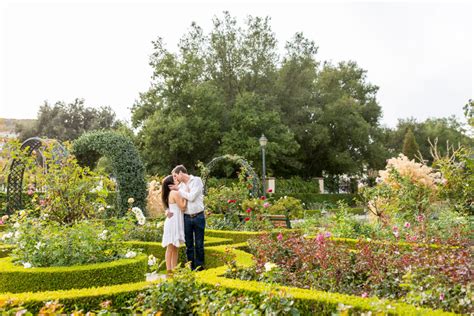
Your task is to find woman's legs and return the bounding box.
[165,245,173,271]
[171,245,179,270]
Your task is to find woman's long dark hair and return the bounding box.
[161,175,174,209]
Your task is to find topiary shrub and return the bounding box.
[0,254,147,293]
[72,131,147,215]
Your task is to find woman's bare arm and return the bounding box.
[170,191,187,211]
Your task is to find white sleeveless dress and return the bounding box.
[161,203,185,247]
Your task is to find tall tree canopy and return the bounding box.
[132,12,390,177]
[16,99,118,141]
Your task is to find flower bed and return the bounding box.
[196,245,456,315]
[224,233,472,314]
[0,254,147,293]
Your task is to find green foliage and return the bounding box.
[15,98,118,141]
[0,254,147,293]
[402,128,419,160]
[386,116,473,164]
[131,12,386,178]
[6,216,129,267]
[274,177,320,194]
[73,131,147,215]
[4,141,112,224]
[0,281,152,314]
[432,145,473,215]
[464,99,474,128]
[273,193,359,209]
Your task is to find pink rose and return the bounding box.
[316,233,325,242]
[439,293,445,301]
[416,214,424,222]
[277,233,283,241]
[404,222,411,229]
[263,202,270,208]
[361,292,368,298]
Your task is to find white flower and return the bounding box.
[13,222,20,228]
[264,262,278,272]
[1,215,8,222]
[145,271,160,282]
[156,221,164,229]
[131,207,142,215]
[148,254,157,266]
[23,262,32,269]
[1,232,13,240]
[98,230,108,240]
[14,230,21,239]
[98,206,105,212]
[125,251,137,258]
[128,197,135,204]
[35,241,43,250]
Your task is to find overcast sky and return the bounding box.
[0,0,472,128]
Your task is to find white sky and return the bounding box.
[0,0,472,128]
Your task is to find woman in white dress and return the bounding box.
[161,175,186,274]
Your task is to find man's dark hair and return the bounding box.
[172,165,187,175]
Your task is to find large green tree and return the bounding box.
[16,99,118,141]
[132,12,386,177]
[133,13,299,175]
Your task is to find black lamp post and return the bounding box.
[259,134,268,198]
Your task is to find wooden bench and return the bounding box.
[267,214,292,229]
[238,214,291,229]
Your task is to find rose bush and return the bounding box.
[224,232,473,313]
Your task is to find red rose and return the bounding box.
[244,217,250,221]
[246,208,252,213]
[260,196,266,200]
[268,189,273,193]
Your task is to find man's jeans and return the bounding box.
[184,212,205,270]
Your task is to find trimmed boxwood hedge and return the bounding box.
[0,254,147,293]
[72,131,147,215]
[273,193,359,208]
[0,244,14,258]
[0,280,158,313]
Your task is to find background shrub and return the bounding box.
[72,131,147,216]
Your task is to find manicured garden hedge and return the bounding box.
[273,193,359,208]
[124,236,234,266]
[73,131,147,215]
[0,244,13,258]
[303,207,366,217]
[0,280,158,313]
[0,254,147,293]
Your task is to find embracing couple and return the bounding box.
[160,165,205,275]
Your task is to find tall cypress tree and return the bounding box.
[402,128,419,160]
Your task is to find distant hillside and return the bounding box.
[0,118,36,132]
[0,118,36,138]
